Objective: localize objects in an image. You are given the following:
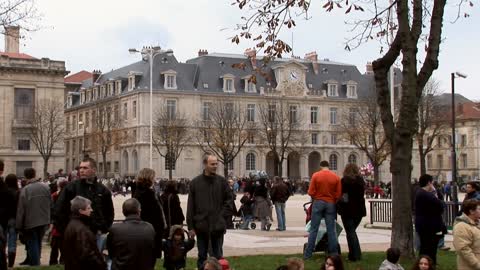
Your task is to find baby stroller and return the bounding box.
[303,201,342,254]
[233,196,257,230]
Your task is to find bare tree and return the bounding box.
[152,107,191,180]
[416,78,447,176]
[232,0,472,256]
[26,99,64,179]
[1,0,41,33]
[89,103,126,177]
[337,97,390,184]
[257,97,307,177]
[196,100,253,178]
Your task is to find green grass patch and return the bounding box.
[15,251,456,270]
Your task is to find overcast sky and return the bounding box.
[4,0,478,100]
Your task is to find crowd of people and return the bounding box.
[2,153,480,270]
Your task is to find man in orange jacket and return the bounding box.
[304,160,341,259]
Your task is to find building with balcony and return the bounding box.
[0,26,68,177]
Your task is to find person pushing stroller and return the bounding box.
[238,191,255,230]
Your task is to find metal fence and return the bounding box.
[369,199,460,228]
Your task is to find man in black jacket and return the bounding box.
[107,198,156,270]
[0,160,15,270]
[415,174,445,265]
[187,153,232,269]
[55,157,114,251]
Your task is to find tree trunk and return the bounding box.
[277,157,283,177]
[390,143,415,258]
[419,146,427,176]
[373,164,380,185]
[43,156,49,180]
[223,164,229,179]
[102,152,108,178]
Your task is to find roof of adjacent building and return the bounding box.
[65,70,93,84]
[0,51,36,59]
[457,102,480,120]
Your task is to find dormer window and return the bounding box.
[221,74,235,93]
[80,91,85,105]
[100,86,106,98]
[328,84,338,97]
[347,84,357,98]
[107,82,114,96]
[67,95,72,108]
[243,76,256,93]
[86,90,92,102]
[161,70,177,90]
[116,81,122,94]
[128,76,135,91]
[93,87,98,100]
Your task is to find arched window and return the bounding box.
[246,153,256,171]
[329,154,338,171]
[348,154,357,164]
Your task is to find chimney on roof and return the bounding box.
[244,48,257,69]
[366,62,374,75]
[4,26,20,54]
[198,49,208,57]
[92,70,102,83]
[304,51,318,74]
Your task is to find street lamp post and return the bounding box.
[451,71,467,215]
[129,46,162,169]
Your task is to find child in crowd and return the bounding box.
[239,191,255,230]
[321,255,344,270]
[203,257,222,270]
[379,247,405,270]
[286,257,304,270]
[410,255,435,270]
[162,225,195,270]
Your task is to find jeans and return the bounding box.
[304,200,338,258]
[25,225,48,266]
[6,219,16,253]
[239,215,253,230]
[341,215,362,261]
[274,202,286,231]
[196,232,224,269]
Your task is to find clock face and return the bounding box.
[289,70,299,81]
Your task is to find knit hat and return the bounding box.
[218,258,231,270]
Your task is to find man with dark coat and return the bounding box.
[270,176,290,231]
[63,196,106,270]
[223,179,237,229]
[415,174,445,265]
[107,198,156,270]
[55,157,114,250]
[187,153,232,269]
[0,160,15,270]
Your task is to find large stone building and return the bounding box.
[412,101,480,182]
[65,48,391,180]
[0,26,68,177]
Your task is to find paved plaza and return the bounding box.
[14,193,457,266]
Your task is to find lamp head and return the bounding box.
[128,48,138,54]
[455,71,467,79]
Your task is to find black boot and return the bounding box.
[7,252,16,268]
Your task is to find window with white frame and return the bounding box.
[166,100,177,119]
[330,107,337,125]
[166,75,176,89]
[348,154,357,164]
[244,78,256,93]
[79,114,83,129]
[331,134,337,145]
[268,104,276,123]
[222,75,235,92]
[347,84,357,98]
[246,153,256,171]
[311,106,318,124]
[107,83,113,96]
[311,133,318,145]
[227,160,234,170]
[80,92,85,104]
[247,131,255,144]
[289,105,298,123]
[247,104,255,122]
[17,139,30,150]
[100,86,105,98]
[116,81,122,94]
[128,76,135,91]
[202,102,211,121]
[329,154,338,170]
[72,115,77,131]
[328,84,338,96]
[349,108,358,126]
